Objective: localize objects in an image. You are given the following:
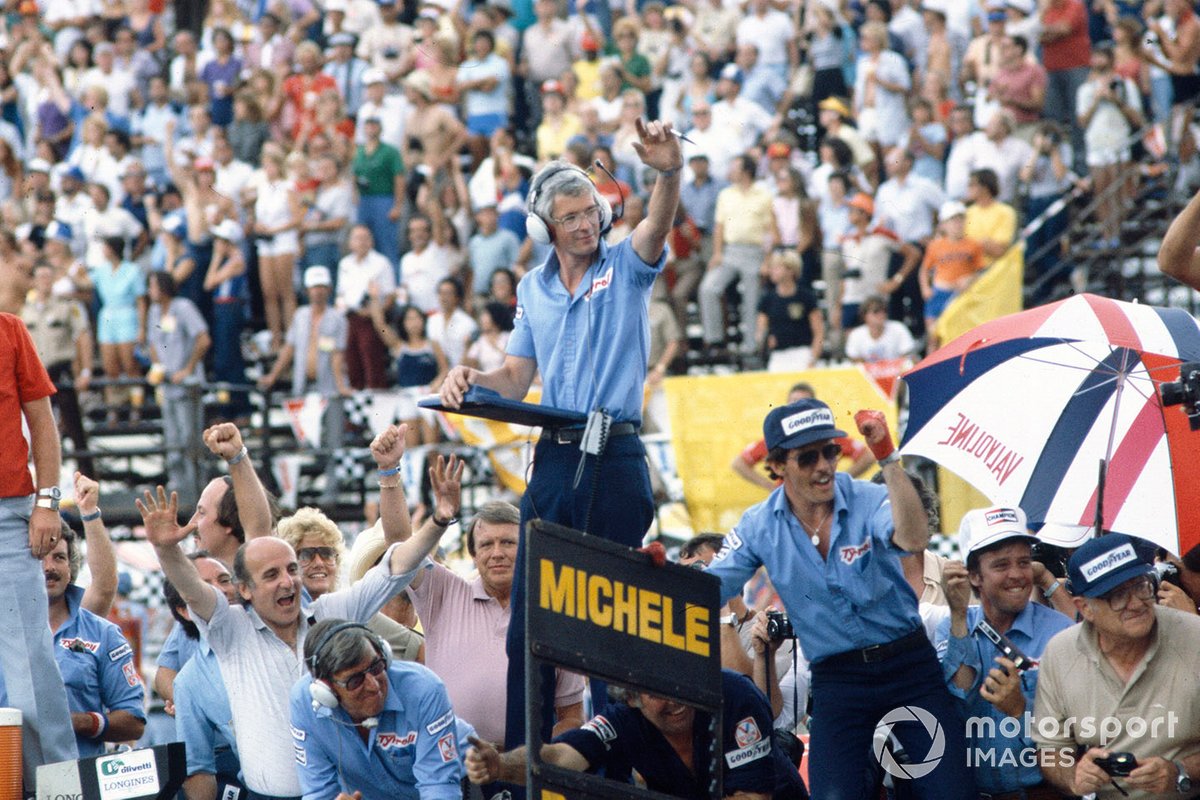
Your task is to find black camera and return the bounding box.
[1161,361,1200,430]
[1094,751,1137,777]
[1153,560,1182,589]
[765,610,794,641]
[1032,541,1070,579]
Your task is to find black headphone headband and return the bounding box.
[307,621,374,676]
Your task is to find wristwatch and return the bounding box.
[35,487,61,511]
[722,612,740,628]
[1175,760,1192,793]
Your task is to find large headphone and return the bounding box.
[525,161,614,246]
[307,621,390,725]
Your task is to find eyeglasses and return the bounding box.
[297,546,338,564]
[331,657,387,690]
[792,443,842,469]
[550,205,601,232]
[1101,575,1156,613]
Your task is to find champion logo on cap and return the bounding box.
[781,408,834,437]
[985,509,1020,527]
[1081,543,1137,582]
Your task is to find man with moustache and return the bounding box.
[1035,534,1200,798]
[936,506,1072,797]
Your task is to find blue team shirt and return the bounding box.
[556,669,804,798]
[0,585,145,758]
[507,236,665,425]
[934,602,1073,793]
[706,473,922,664]
[174,641,241,782]
[289,662,468,800]
[157,621,201,672]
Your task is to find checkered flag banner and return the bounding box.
[334,448,374,484]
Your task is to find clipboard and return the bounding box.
[418,386,587,429]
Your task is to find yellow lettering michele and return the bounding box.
[540,560,573,615]
[660,596,686,650]
[576,569,588,620]
[685,604,711,657]
[613,581,636,634]
[587,575,613,628]
[638,589,662,642]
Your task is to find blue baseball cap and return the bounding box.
[62,166,86,182]
[45,220,73,242]
[763,398,847,452]
[1067,532,1154,598]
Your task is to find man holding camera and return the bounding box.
[705,398,974,798]
[1034,533,1200,798]
[935,506,1073,798]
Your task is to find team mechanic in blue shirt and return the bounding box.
[438,117,684,751]
[466,669,807,799]
[934,506,1073,797]
[705,398,974,799]
[289,619,471,800]
[0,526,145,757]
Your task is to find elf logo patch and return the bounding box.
[734,717,761,748]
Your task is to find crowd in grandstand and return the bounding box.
[4,0,1200,797]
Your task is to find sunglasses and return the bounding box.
[331,657,387,690]
[792,443,842,468]
[297,546,338,564]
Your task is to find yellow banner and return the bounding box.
[933,243,1025,533]
[664,368,894,533]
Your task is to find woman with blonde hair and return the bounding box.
[276,507,347,599]
[249,145,302,348]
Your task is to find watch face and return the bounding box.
[40,486,62,500]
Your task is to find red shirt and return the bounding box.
[283,72,338,138]
[1041,0,1091,72]
[0,314,55,497]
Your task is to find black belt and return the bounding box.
[541,422,637,444]
[819,628,926,667]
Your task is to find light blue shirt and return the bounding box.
[132,102,180,178]
[460,52,511,118]
[934,602,1073,793]
[157,621,202,672]
[0,585,145,758]
[174,640,241,780]
[508,236,664,425]
[289,662,470,800]
[706,473,922,664]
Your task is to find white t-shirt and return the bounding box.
[427,307,478,367]
[845,320,916,362]
[337,250,396,312]
[399,245,454,314]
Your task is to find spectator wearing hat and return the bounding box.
[1035,533,1200,798]
[935,506,1073,799]
[699,153,776,355]
[818,96,876,175]
[571,25,605,102]
[536,79,582,162]
[838,192,917,338]
[402,69,468,181]
[459,30,512,166]
[919,199,984,344]
[961,6,1012,127]
[355,69,410,153]
[146,270,210,501]
[705,399,975,798]
[323,31,369,117]
[519,0,574,131]
[712,62,773,150]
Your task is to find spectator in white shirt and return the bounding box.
[844,294,916,363]
[427,277,479,368]
[338,224,396,389]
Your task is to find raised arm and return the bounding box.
[384,455,464,576]
[137,487,217,621]
[1158,189,1200,291]
[76,472,118,616]
[631,118,684,265]
[203,423,273,540]
[855,410,928,552]
[370,423,412,545]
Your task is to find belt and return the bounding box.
[979,786,1059,800]
[213,297,241,304]
[541,422,638,444]
[820,628,926,667]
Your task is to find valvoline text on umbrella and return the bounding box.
[936,412,1025,486]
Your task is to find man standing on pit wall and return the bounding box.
[438,117,683,752]
[705,398,975,798]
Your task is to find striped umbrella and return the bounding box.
[900,294,1200,556]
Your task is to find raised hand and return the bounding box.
[429,454,464,522]
[854,409,895,461]
[465,736,500,785]
[136,486,196,548]
[631,117,683,174]
[203,422,245,461]
[370,424,409,469]
[74,471,100,516]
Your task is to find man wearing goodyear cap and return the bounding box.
[936,506,1072,798]
[1034,533,1200,798]
[706,398,975,798]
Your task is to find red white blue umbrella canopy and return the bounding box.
[900,294,1200,556]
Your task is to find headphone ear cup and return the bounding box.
[597,194,613,233]
[526,213,552,245]
[372,634,392,669]
[310,679,339,710]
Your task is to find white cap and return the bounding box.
[362,67,387,85]
[304,265,333,288]
[939,200,967,221]
[1037,522,1092,549]
[211,218,243,242]
[958,506,1036,560]
[28,158,52,173]
[1005,0,1034,13]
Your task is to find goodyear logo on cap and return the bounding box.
[1082,544,1137,582]
[781,408,834,437]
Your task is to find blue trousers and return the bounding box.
[0,495,78,784]
[503,433,654,750]
[211,301,251,417]
[807,639,975,800]
[356,195,399,269]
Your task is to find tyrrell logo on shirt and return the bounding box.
[377,732,418,750]
[585,266,614,300]
[840,540,871,565]
[781,408,834,436]
[1081,544,1137,582]
[60,637,99,653]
